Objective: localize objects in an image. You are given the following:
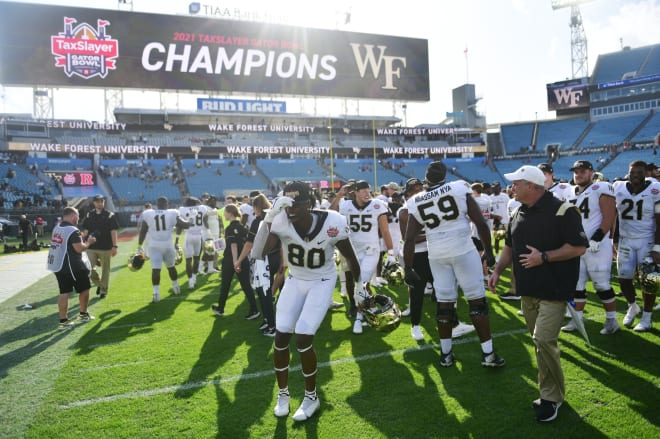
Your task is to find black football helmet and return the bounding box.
[128,251,146,271]
[362,294,401,332]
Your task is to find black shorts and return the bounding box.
[55,269,91,294]
[472,237,484,252]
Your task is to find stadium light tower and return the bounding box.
[551,0,594,79]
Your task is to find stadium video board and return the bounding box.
[546,78,590,111]
[0,2,430,101]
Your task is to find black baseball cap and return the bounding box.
[570,160,593,171]
[538,163,553,173]
[93,194,105,201]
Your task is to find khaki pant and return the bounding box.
[521,297,565,403]
[86,249,112,294]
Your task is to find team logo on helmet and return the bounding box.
[327,227,339,237]
[51,16,119,80]
[382,263,404,286]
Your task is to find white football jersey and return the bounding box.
[507,198,521,218]
[270,209,350,281]
[489,193,509,224]
[399,203,427,253]
[205,207,220,238]
[549,182,572,201]
[141,209,180,241]
[613,180,660,239]
[338,198,388,247]
[179,204,208,236]
[565,181,615,238]
[472,195,492,238]
[408,180,473,258]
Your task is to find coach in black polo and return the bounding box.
[82,194,120,299]
[488,165,587,423]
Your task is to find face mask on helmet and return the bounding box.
[362,294,402,332]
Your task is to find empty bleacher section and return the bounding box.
[535,118,591,151]
[638,45,660,78]
[631,111,660,143]
[601,148,658,181]
[500,122,535,155]
[181,158,261,196]
[591,45,654,84]
[577,114,647,148]
[100,159,181,204]
[446,159,503,185]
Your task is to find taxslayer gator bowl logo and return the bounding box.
[62,173,76,185]
[51,17,118,79]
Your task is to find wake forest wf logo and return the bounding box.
[51,17,118,80]
[350,44,407,91]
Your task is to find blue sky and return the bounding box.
[1,0,659,126]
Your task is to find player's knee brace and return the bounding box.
[468,298,489,317]
[436,303,456,324]
[574,290,587,303]
[596,288,615,304]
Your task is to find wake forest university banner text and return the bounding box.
[0,2,429,101]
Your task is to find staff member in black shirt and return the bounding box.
[47,207,96,330]
[488,165,587,423]
[212,204,260,320]
[82,194,120,299]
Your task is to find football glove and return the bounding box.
[404,266,421,287]
[385,250,397,268]
[482,250,496,268]
[588,240,600,253]
[265,196,294,223]
[354,282,373,310]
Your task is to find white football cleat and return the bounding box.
[633,319,652,332]
[172,284,180,295]
[622,303,641,328]
[411,325,424,341]
[292,396,320,421]
[152,293,160,303]
[353,319,363,334]
[273,393,290,417]
[452,321,476,338]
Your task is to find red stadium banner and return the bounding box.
[0,2,429,101]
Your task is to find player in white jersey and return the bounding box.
[404,161,504,368]
[335,180,396,334]
[240,191,259,229]
[201,195,221,274]
[538,163,572,202]
[561,160,619,335]
[138,196,191,302]
[489,182,509,254]
[253,181,362,422]
[471,183,493,281]
[178,197,209,289]
[614,160,660,331]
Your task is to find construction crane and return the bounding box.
[551,0,594,79]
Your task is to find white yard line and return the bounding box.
[60,328,530,409]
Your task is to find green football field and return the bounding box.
[0,237,658,438]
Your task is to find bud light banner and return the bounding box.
[0,2,430,101]
[546,78,590,111]
[197,98,286,113]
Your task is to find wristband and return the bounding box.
[653,244,660,254]
[590,228,605,242]
[541,252,549,264]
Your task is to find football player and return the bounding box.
[177,197,209,289]
[403,161,504,368]
[253,181,363,421]
[138,196,191,302]
[333,180,397,334]
[470,183,493,282]
[489,181,509,254]
[201,195,221,274]
[561,160,619,335]
[614,160,660,331]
